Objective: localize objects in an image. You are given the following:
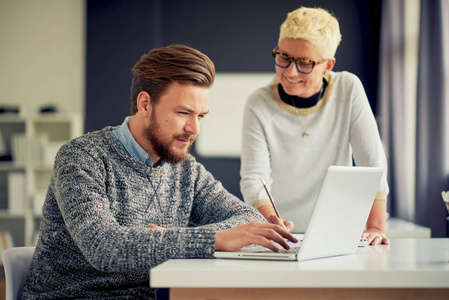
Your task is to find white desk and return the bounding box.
[386,217,431,238]
[150,238,449,300]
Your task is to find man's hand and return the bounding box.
[148,224,166,230]
[215,221,298,252]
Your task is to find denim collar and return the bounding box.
[112,116,159,167]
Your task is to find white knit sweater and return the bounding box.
[240,71,389,233]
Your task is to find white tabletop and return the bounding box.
[386,217,431,238]
[150,238,449,289]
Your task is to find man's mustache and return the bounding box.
[174,133,196,142]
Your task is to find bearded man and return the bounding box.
[22,44,295,299]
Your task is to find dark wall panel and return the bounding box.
[86,0,163,132]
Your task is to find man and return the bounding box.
[22,44,296,299]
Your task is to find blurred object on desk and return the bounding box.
[443,191,449,237]
[386,218,431,238]
[442,191,449,213]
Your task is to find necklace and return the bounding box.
[289,84,324,138]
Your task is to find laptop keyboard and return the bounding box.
[245,244,301,254]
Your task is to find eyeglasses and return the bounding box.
[272,47,327,74]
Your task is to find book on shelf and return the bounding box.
[0,187,7,210]
[11,133,26,163]
[11,133,50,164]
[7,172,26,214]
[0,127,7,158]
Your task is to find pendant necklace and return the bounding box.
[289,84,324,138]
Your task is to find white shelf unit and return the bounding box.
[0,114,83,246]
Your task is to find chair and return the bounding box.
[3,247,35,300]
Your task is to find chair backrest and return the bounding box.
[3,246,35,300]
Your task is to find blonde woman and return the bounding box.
[240,7,389,246]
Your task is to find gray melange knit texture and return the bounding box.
[22,126,265,299]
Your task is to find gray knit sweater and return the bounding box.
[22,126,265,299]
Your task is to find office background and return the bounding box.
[0,0,448,237]
[85,0,381,205]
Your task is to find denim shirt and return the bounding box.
[111,116,161,167]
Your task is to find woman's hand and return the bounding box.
[266,215,294,232]
[362,229,389,246]
[364,199,388,246]
[257,204,294,232]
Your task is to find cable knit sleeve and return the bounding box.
[188,159,266,230]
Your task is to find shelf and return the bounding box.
[0,113,83,246]
[0,115,26,123]
[0,211,25,219]
[0,162,25,172]
[29,163,54,170]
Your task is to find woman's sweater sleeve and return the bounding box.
[240,88,274,207]
[348,74,389,199]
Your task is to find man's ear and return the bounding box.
[136,91,151,117]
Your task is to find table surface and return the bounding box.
[385,217,431,238]
[150,238,449,289]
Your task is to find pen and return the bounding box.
[260,178,281,219]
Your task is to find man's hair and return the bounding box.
[130,44,215,114]
[279,7,342,59]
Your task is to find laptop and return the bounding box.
[214,166,383,261]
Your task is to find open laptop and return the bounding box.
[214,166,383,261]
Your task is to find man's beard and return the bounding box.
[144,110,196,164]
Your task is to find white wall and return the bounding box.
[0,0,85,116]
[195,73,275,157]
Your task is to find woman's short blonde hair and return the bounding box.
[279,7,342,59]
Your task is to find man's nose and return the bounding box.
[185,117,200,135]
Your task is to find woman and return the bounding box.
[240,7,389,246]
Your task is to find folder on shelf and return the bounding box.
[7,172,26,215]
[11,133,26,163]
